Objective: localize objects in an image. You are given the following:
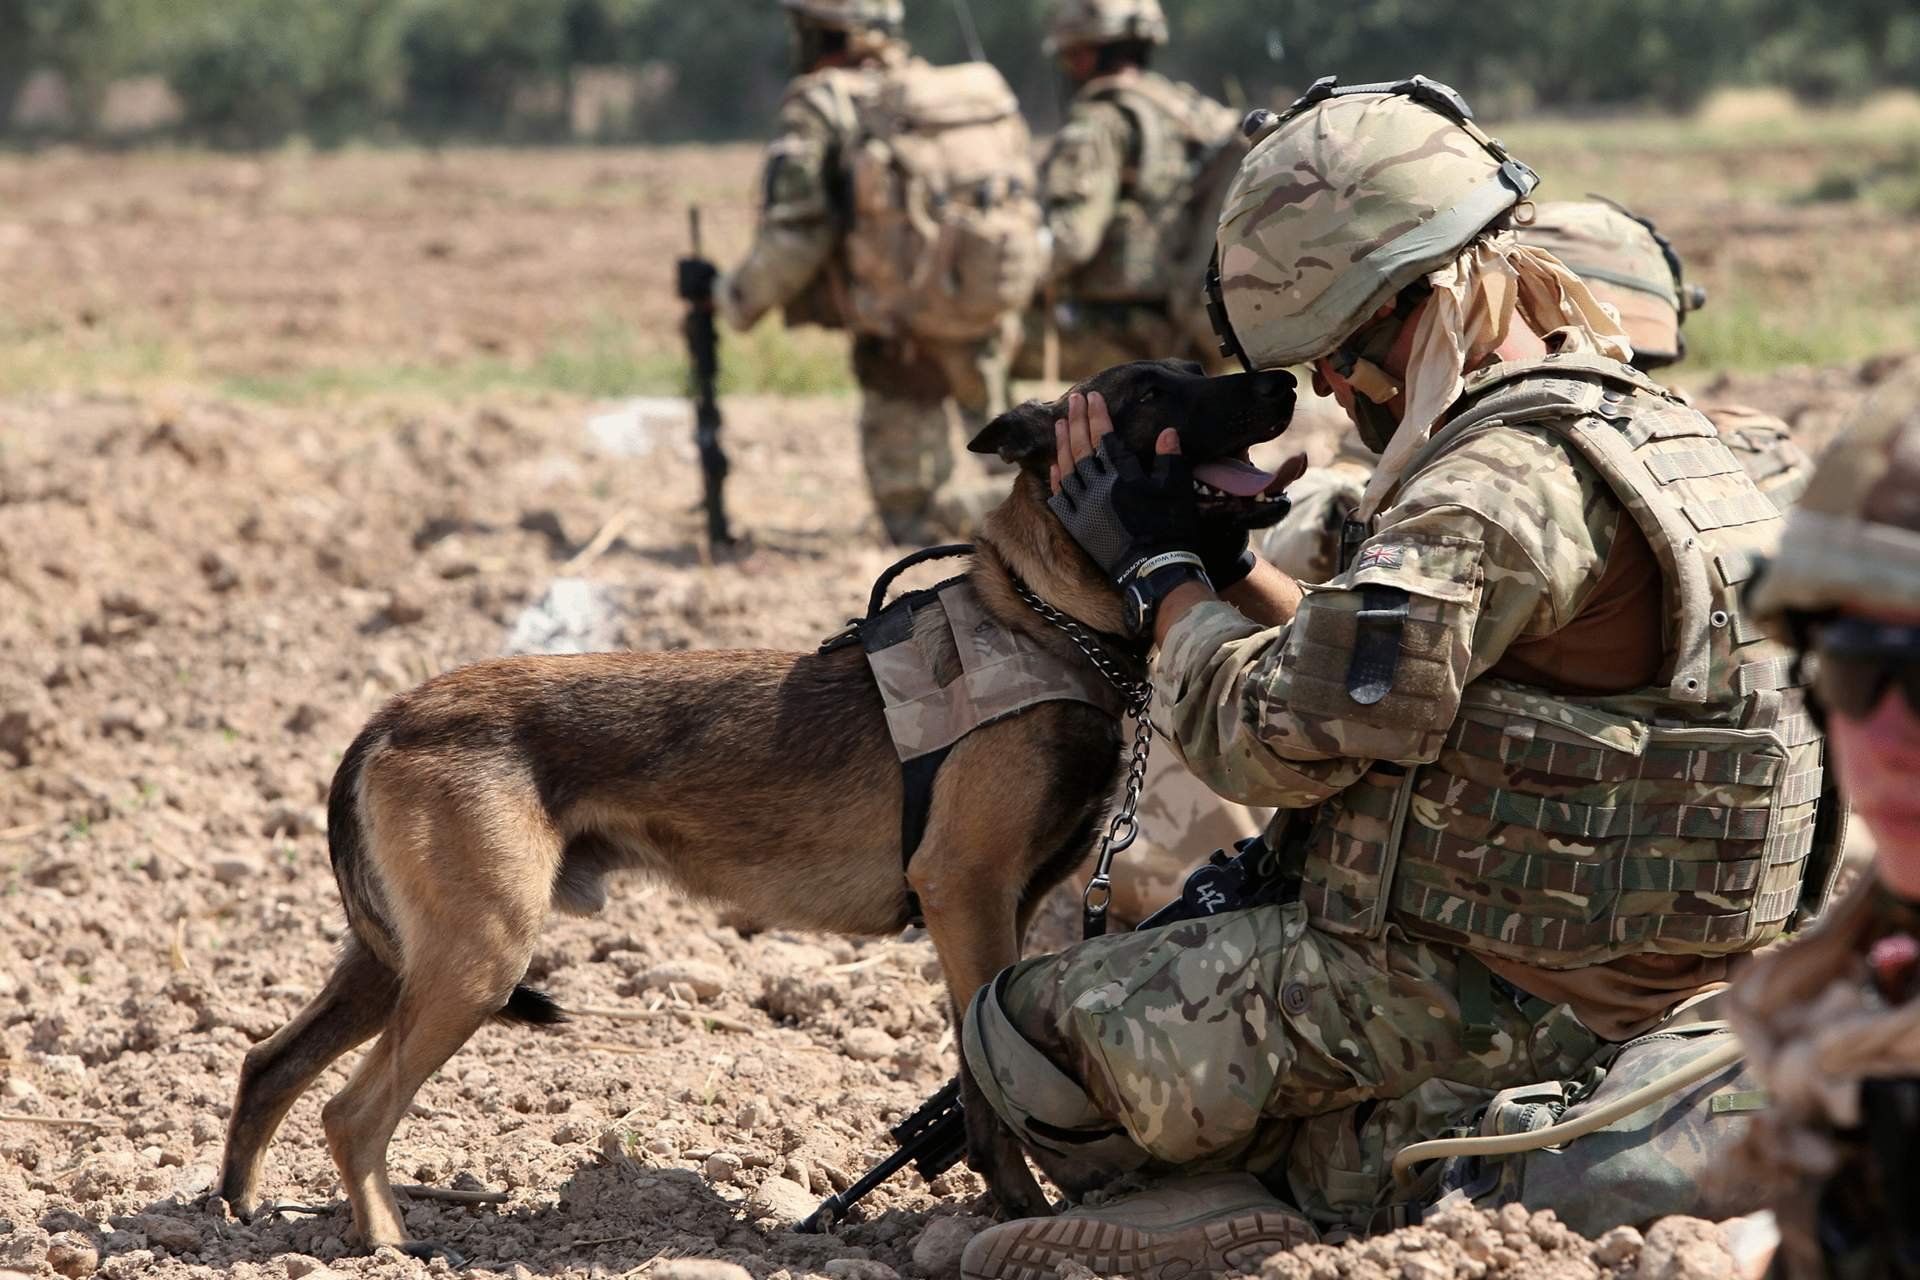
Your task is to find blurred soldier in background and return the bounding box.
[1019,0,1244,380]
[717,0,1044,545]
[1521,199,1813,512]
[1733,365,1920,1279]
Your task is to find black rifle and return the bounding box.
[797,834,1288,1231]
[798,1078,965,1233]
[676,208,733,551]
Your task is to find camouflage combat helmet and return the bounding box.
[1519,199,1705,368]
[1750,364,1920,625]
[1044,0,1169,53]
[780,0,904,32]
[1206,76,1538,370]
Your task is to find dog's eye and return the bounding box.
[1137,388,1158,403]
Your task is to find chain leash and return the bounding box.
[1008,578,1153,940]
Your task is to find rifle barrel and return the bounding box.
[798,1141,921,1233]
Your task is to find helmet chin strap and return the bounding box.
[1350,389,1402,454]
[1329,288,1420,451]
[1326,328,1407,455]
[1345,357,1403,407]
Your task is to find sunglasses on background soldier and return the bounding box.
[1813,618,1920,720]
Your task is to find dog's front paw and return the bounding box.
[209,1189,256,1223]
[964,1117,1051,1219]
[396,1240,470,1269]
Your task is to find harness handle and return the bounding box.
[866,544,975,619]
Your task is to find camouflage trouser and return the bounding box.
[962,902,1603,1231]
[1012,302,1234,383]
[853,330,1012,545]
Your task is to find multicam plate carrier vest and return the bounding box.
[1062,72,1241,306]
[1699,401,1815,515]
[1295,355,1840,969]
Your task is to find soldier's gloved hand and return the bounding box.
[1194,526,1256,592]
[1048,431,1209,637]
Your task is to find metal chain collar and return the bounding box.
[1008,577,1153,940]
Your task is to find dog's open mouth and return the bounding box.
[1192,453,1292,508]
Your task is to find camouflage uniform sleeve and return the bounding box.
[722,90,844,332]
[1041,101,1127,280]
[1156,425,1614,809]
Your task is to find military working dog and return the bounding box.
[219,358,1299,1253]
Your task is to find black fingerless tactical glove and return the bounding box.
[1047,436,1211,637]
[1194,527,1256,593]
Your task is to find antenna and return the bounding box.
[949,0,985,62]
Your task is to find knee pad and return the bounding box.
[963,966,1150,1177]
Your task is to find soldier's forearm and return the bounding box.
[1151,601,1365,809]
[1152,580,1218,648]
[724,223,835,332]
[1221,559,1303,627]
[1151,561,1299,648]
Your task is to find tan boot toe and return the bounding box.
[960,1172,1318,1280]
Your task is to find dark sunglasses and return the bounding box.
[1813,619,1920,720]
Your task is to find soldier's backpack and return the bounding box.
[843,61,1045,344]
[1417,1015,1769,1235]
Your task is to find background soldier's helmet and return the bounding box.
[780,0,904,32]
[1749,364,1920,626]
[1519,199,1705,369]
[1208,77,1538,371]
[1043,0,1170,53]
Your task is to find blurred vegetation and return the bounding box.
[2,0,1917,144]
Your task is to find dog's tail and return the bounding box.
[500,985,568,1026]
[326,709,568,1028]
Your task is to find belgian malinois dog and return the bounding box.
[218,359,1298,1255]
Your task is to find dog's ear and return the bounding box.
[968,401,1057,466]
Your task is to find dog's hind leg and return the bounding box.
[318,798,552,1253]
[219,939,399,1219]
[321,947,531,1253]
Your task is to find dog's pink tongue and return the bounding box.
[1194,458,1281,497]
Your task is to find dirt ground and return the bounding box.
[0,147,773,394]
[0,144,1913,1280]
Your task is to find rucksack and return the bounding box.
[1416,1018,1769,1236]
[843,61,1045,344]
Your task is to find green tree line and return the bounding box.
[3,0,1917,144]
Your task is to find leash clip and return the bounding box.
[1082,874,1113,939]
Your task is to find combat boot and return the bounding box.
[960,1172,1318,1280]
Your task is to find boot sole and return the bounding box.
[959,1207,1317,1280]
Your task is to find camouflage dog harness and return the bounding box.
[823,547,1129,906]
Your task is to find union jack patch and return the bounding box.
[1353,544,1406,572]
